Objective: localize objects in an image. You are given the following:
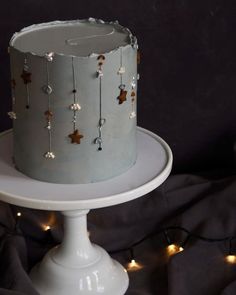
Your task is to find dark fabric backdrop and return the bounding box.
[2,174,236,295]
[1,1,236,295]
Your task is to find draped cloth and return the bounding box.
[0,173,236,294]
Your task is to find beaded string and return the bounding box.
[117,48,127,105]
[68,57,83,144]
[129,77,137,119]
[94,55,106,151]
[43,53,55,159]
[20,57,32,109]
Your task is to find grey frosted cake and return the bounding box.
[8,18,139,184]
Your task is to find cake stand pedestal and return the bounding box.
[0,127,172,295]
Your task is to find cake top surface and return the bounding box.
[10,18,137,57]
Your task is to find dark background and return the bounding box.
[1,0,236,174]
[1,2,236,295]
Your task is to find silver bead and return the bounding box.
[99,118,106,126]
[69,103,81,111]
[45,122,51,130]
[44,151,55,159]
[96,69,103,78]
[119,84,126,90]
[72,115,77,123]
[42,85,53,94]
[131,77,136,88]
[23,64,29,71]
[117,66,125,74]
[45,52,54,62]
[8,111,17,120]
[129,111,136,119]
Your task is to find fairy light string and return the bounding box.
[3,211,236,272]
[1,207,235,274]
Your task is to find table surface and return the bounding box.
[0,127,172,211]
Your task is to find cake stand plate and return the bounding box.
[0,127,172,295]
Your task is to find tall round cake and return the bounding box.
[9,18,138,184]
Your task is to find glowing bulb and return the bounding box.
[44,225,51,231]
[179,246,184,252]
[167,244,178,255]
[127,259,143,272]
[17,212,22,217]
[167,244,184,256]
[226,255,236,264]
[130,259,136,266]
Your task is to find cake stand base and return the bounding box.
[30,210,128,295]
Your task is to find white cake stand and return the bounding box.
[0,127,172,295]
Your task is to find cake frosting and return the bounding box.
[9,18,138,184]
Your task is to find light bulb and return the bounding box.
[17,212,22,217]
[130,259,136,266]
[127,259,143,272]
[226,255,236,264]
[179,246,184,252]
[44,225,51,231]
[167,244,184,256]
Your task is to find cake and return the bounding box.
[8,18,139,184]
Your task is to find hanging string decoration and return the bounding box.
[94,54,106,151]
[68,56,83,144]
[129,77,137,119]
[43,52,55,159]
[117,48,127,104]
[21,57,32,109]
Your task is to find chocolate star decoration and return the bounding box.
[69,129,84,144]
[21,70,32,84]
[44,110,53,120]
[118,89,127,104]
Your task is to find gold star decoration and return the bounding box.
[118,89,127,104]
[68,129,84,144]
[21,70,32,84]
[44,110,53,120]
